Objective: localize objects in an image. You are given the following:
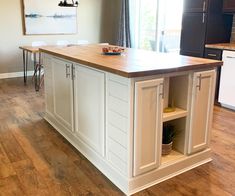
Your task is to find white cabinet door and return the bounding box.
[188,70,216,154]
[133,78,164,176]
[52,58,74,133]
[43,55,54,116]
[74,64,105,157]
[219,50,235,109]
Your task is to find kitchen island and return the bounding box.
[40,45,222,195]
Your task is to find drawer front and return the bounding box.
[204,48,222,60]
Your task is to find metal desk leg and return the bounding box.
[23,50,29,84]
[26,51,29,83]
[38,52,42,90]
[33,53,39,91]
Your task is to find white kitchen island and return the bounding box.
[40,45,222,195]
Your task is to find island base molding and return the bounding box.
[45,113,212,196]
[129,150,211,195]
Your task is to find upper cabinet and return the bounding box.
[180,12,207,57]
[180,0,233,57]
[184,0,208,13]
[223,0,235,13]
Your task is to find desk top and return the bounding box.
[40,44,222,78]
[19,46,40,53]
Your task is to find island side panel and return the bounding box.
[106,73,133,177]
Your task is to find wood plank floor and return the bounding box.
[0,78,234,196]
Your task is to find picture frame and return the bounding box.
[21,0,77,35]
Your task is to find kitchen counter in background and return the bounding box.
[206,43,235,51]
[205,43,235,110]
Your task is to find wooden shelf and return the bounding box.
[163,107,187,122]
[161,150,184,164]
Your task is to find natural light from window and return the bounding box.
[130,0,183,53]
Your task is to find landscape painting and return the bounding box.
[22,0,77,35]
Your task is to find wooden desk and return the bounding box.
[19,46,41,91]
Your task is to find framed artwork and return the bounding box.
[21,0,77,35]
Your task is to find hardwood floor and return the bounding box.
[0,78,234,196]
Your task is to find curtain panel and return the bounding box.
[117,0,132,48]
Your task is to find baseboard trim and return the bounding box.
[0,71,34,79]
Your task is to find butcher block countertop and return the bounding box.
[40,44,222,78]
[206,43,235,51]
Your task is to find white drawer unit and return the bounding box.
[219,50,235,110]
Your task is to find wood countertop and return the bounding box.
[205,43,235,51]
[40,44,222,78]
[19,46,40,53]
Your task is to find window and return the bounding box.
[130,0,183,53]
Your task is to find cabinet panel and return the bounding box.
[204,48,222,60]
[74,64,105,157]
[184,0,208,12]
[52,58,74,133]
[43,55,54,116]
[181,0,232,58]
[180,13,207,57]
[219,50,235,109]
[206,14,232,44]
[204,48,222,104]
[188,70,216,154]
[223,0,235,12]
[133,78,163,176]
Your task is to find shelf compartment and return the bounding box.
[163,107,187,122]
[161,150,184,164]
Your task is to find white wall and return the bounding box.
[0,0,121,74]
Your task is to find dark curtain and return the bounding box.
[117,0,131,47]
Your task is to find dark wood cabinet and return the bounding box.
[184,0,208,12]
[180,13,207,57]
[180,0,233,57]
[204,48,222,60]
[204,48,222,105]
[223,0,235,13]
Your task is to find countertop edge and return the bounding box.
[205,43,235,51]
[40,48,223,78]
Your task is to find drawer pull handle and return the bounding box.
[226,56,235,59]
[66,64,70,78]
[202,13,205,23]
[72,66,75,80]
[159,83,164,98]
[203,1,206,12]
[207,54,217,57]
[196,74,202,91]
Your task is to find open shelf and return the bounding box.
[163,107,187,122]
[161,150,184,164]
[161,117,187,165]
[160,75,189,166]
